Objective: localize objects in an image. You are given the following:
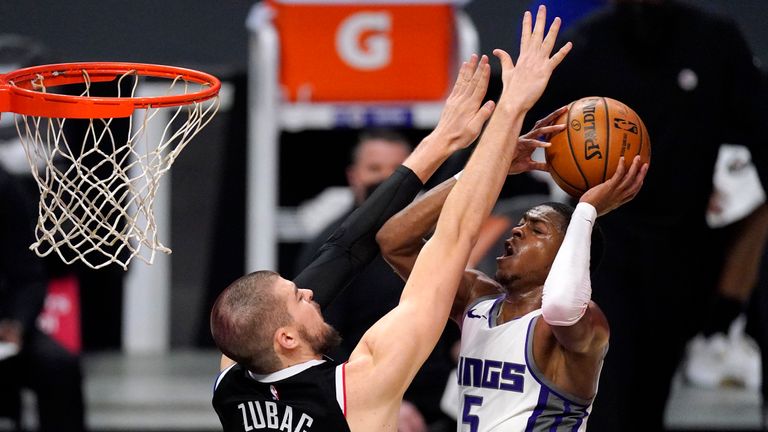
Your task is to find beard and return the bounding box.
[495,268,519,287]
[299,322,342,355]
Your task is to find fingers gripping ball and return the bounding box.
[545,96,651,197]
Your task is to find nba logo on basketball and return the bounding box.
[613,118,639,134]
[546,96,651,197]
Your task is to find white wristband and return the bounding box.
[541,202,596,326]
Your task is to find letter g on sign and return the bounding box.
[336,12,392,70]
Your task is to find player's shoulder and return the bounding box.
[212,363,248,403]
[216,362,243,384]
[465,269,503,302]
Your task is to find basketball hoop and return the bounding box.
[0,62,221,270]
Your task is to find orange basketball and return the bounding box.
[545,96,651,197]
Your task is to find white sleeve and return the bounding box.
[541,202,596,326]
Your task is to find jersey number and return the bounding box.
[462,395,483,432]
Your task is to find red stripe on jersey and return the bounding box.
[342,362,348,416]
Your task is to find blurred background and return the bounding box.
[0,0,766,431]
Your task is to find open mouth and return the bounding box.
[506,243,515,256]
[497,244,515,261]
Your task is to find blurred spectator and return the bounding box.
[0,165,86,431]
[528,1,768,430]
[684,145,767,391]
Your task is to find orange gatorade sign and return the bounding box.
[268,0,457,101]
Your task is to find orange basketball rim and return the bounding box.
[0,62,221,118]
[0,62,222,270]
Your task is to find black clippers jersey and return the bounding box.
[212,359,351,432]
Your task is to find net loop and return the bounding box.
[10,64,220,270]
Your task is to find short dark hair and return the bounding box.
[210,270,291,374]
[351,129,412,164]
[539,201,605,275]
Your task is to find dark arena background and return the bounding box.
[0,1,766,431]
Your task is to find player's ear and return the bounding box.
[274,326,299,351]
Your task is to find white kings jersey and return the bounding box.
[456,295,597,432]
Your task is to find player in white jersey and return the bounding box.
[458,282,592,431]
[378,121,648,430]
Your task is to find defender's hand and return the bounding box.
[494,5,572,111]
[508,105,568,174]
[429,54,495,153]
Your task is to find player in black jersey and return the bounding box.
[211,50,494,432]
[211,6,572,431]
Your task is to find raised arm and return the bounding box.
[220,53,496,372]
[541,156,647,353]
[346,6,572,429]
[294,55,495,309]
[293,165,423,309]
[532,155,647,400]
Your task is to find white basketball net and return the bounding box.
[11,69,219,270]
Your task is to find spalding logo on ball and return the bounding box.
[546,96,651,197]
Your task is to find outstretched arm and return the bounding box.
[347,7,572,428]
[221,53,495,372]
[294,165,424,309]
[294,55,495,309]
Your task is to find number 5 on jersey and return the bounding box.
[462,395,483,432]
